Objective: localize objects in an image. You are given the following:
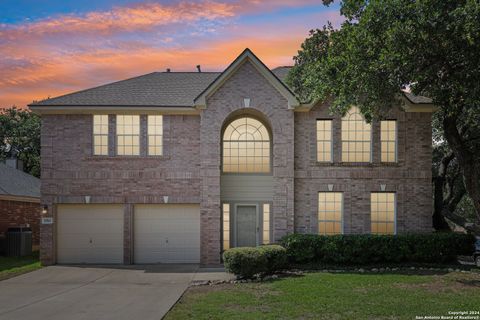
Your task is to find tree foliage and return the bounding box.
[0,107,41,177]
[287,0,480,231]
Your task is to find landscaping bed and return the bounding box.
[166,270,480,320]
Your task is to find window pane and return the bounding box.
[341,107,371,162]
[117,115,140,156]
[223,204,230,250]
[371,192,396,234]
[93,115,108,155]
[222,117,270,173]
[318,192,343,235]
[263,204,270,244]
[317,120,332,162]
[381,120,397,162]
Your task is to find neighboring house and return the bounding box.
[0,160,41,249]
[29,49,434,266]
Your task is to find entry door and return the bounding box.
[236,205,258,247]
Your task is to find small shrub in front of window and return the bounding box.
[223,245,287,278]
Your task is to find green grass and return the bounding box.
[165,271,480,320]
[0,252,41,280]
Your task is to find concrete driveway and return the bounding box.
[0,265,229,320]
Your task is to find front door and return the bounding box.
[236,205,257,247]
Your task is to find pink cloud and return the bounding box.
[0,0,342,108]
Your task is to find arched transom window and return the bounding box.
[341,106,372,162]
[222,117,271,173]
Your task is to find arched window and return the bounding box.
[222,117,271,173]
[341,106,371,162]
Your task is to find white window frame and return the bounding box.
[116,115,140,156]
[93,115,109,156]
[148,115,163,156]
[262,203,271,245]
[380,120,398,163]
[316,119,333,163]
[318,192,344,235]
[370,192,397,235]
[222,203,230,250]
[341,107,372,163]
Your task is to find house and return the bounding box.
[29,49,434,266]
[0,160,41,249]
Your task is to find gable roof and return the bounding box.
[29,72,220,108]
[28,48,434,113]
[194,49,300,109]
[0,163,40,201]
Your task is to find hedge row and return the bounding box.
[280,233,476,265]
[223,245,287,278]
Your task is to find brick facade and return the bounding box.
[200,60,295,265]
[0,199,41,247]
[294,103,433,234]
[39,59,433,266]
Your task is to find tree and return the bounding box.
[287,0,480,232]
[0,107,41,177]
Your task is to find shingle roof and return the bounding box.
[403,92,433,104]
[28,62,432,108]
[30,72,220,107]
[271,66,292,82]
[0,163,40,199]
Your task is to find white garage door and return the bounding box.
[57,204,124,264]
[134,204,200,263]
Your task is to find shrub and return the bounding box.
[223,245,287,278]
[280,233,475,265]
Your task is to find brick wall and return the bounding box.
[0,199,41,246]
[294,102,433,234]
[40,114,201,264]
[201,60,295,265]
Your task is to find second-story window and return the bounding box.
[93,115,108,156]
[341,106,371,162]
[148,115,163,156]
[316,120,333,162]
[116,115,140,156]
[381,120,397,162]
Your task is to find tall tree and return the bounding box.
[287,0,480,232]
[0,107,41,177]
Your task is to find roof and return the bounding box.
[30,72,220,107]
[0,163,40,200]
[271,66,292,82]
[403,92,433,104]
[28,48,434,112]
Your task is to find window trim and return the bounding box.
[147,115,164,156]
[341,107,372,163]
[116,115,140,156]
[221,115,273,175]
[380,119,398,163]
[316,119,333,163]
[370,192,397,235]
[317,192,344,235]
[92,115,109,156]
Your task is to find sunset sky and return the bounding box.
[0,0,343,108]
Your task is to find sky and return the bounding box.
[0,0,343,108]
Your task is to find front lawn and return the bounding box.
[0,252,41,280]
[165,271,480,320]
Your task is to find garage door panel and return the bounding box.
[57,204,123,264]
[134,204,200,264]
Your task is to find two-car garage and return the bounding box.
[56,204,200,264]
